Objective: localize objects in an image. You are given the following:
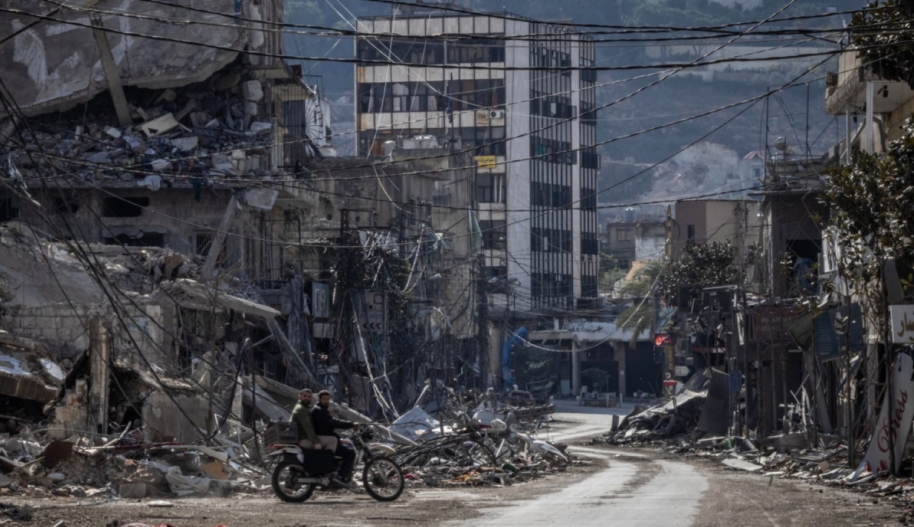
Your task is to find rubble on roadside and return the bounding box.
[384,385,573,488]
[590,369,914,523]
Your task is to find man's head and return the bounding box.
[298,389,313,404]
[317,389,332,407]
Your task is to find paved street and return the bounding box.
[4,403,902,526]
[469,400,707,526]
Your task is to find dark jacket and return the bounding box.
[290,401,319,444]
[311,403,355,438]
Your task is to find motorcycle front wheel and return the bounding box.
[362,456,404,502]
[271,461,315,503]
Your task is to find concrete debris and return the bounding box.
[385,388,569,488]
[140,114,180,138]
[7,73,279,188]
[242,81,264,102]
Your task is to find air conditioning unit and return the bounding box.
[490,110,506,119]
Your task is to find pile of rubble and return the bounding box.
[598,371,713,447]
[0,432,267,500]
[8,67,281,186]
[386,387,573,488]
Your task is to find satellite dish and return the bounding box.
[774,137,788,152]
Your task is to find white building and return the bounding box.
[354,8,600,312]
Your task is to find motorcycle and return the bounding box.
[269,425,405,503]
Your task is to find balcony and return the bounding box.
[825,48,913,116]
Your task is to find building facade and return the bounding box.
[354,8,599,313]
[673,199,761,259]
[602,220,666,270]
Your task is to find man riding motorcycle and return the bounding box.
[290,389,337,452]
[311,389,358,484]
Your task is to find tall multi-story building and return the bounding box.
[355,6,599,313]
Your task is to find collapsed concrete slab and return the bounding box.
[0,0,256,117]
[0,344,64,404]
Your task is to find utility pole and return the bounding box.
[661,206,674,396]
[476,253,489,389]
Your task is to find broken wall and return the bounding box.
[18,188,246,259]
[142,390,209,443]
[4,300,172,372]
[0,0,251,117]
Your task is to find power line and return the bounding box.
[0,5,862,73]
[359,0,880,32]
[129,0,884,39]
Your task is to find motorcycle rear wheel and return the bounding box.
[272,461,316,503]
[362,456,404,502]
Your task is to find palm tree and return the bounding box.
[616,262,661,346]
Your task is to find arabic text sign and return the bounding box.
[891,305,914,343]
[751,306,805,342]
[863,353,914,474]
[475,156,497,169]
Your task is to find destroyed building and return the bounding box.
[0,0,488,443]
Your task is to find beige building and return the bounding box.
[673,199,760,257]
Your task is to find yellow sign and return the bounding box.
[476,156,497,169]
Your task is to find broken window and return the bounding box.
[196,232,227,267]
[0,194,18,221]
[53,195,79,214]
[103,232,164,247]
[102,197,149,218]
[480,220,507,250]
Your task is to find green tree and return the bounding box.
[822,118,914,291]
[656,241,739,305]
[852,0,914,88]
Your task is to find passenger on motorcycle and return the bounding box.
[290,389,337,451]
[311,390,358,484]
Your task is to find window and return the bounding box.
[463,126,506,156]
[582,275,599,298]
[753,168,762,178]
[480,220,507,250]
[358,38,444,65]
[581,149,600,170]
[581,68,597,83]
[687,225,696,240]
[104,232,164,247]
[531,95,574,118]
[102,197,149,217]
[581,188,597,211]
[582,233,599,255]
[617,228,633,242]
[0,195,17,221]
[580,103,598,126]
[53,194,79,214]
[476,173,505,203]
[530,138,575,165]
[447,39,505,64]
[487,266,507,280]
[196,233,227,266]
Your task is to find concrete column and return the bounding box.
[88,317,109,434]
[616,342,627,398]
[865,81,874,154]
[202,195,239,280]
[845,104,852,165]
[90,15,132,127]
[572,340,581,396]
